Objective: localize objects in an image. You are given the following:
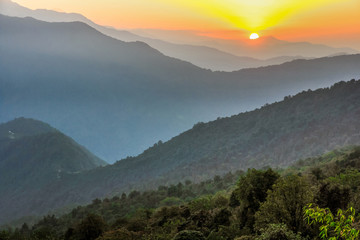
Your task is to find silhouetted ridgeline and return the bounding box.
[1,14,360,161]
[1,0,357,71]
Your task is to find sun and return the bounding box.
[249,33,260,40]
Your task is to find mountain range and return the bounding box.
[0,0,357,71]
[1,79,360,225]
[1,13,360,161]
[131,28,358,59]
[1,0,360,233]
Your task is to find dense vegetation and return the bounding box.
[0,118,106,224]
[1,79,360,226]
[1,10,360,240]
[33,79,360,217]
[2,146,360,239]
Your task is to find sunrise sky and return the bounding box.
[11,0,360,49]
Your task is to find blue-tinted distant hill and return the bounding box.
[0,14,360,162]
[0,117,105,223]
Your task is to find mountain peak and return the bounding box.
[0,0,90,22]
[0,117,56,140]
[0,117,107,169]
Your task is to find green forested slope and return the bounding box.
[4,146,360,240]
[67,79,360,193]
[1,79,360,226]
[0,118,106,223]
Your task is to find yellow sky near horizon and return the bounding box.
[11,0,360,48]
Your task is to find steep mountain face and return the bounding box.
[1,0,356,71]
[0,118,105,223]
[1,14,360,162]
[1,80,360,225]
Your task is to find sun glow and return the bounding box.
[250,33,259,39]
[11,0,360,47]
[156,0,345,32]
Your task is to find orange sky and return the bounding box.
[11,0,360,49]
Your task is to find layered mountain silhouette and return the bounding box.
[131,29,358,59]
[1,80,360,225]
[1,0,357,71]
[1,14,360,161]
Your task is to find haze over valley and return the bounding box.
[1,12,360,161]
[0,0,360,239]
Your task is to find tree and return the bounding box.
[0,230,11,240]
[304,204,359,240]
[231,168,279,208]
[96,228,139,240]
[230,168,279,230]
[76,214,106,240]
[254,175,313,233]
[20,223,30,238]
[31,215,59,240]
[172,230,205,240]
[255,224,305,240]
[212,208,232,229]
[316,181,351,213]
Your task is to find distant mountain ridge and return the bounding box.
[131,29,358,59]
[1,14,360,161]
[0,0,357,71]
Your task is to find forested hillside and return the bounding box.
[1,79,359,226]
[3,146,360,239]
[50,79,360,197]
[1,1,359,240]
[0,118,106,224]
